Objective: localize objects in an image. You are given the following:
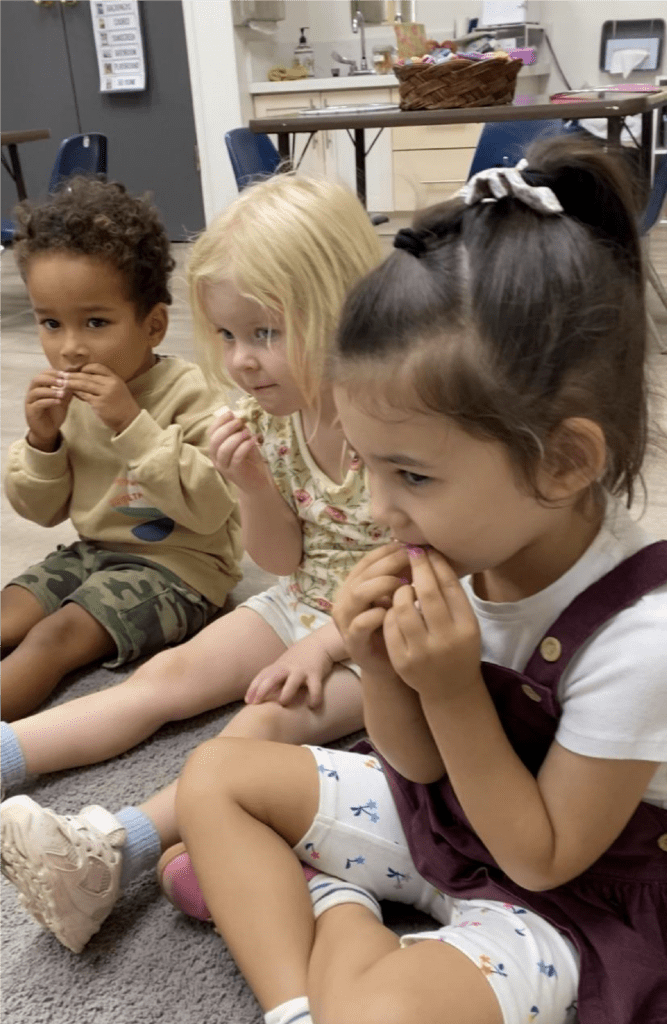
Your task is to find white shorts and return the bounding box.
[240,580,360,677]
[294,746,580,1024]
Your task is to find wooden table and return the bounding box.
[250,90,667,207]
[2,129,51,201]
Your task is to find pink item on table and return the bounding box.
[507,47,535,64]
[550,85,664,103]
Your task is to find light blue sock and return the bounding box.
[114,806,162,890]
[1,722,27,794]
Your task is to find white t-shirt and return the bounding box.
[462,500,667,808]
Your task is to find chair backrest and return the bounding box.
[48,133,107,194]
[224,127,281,191]
[639,154,667,236]
[467,119,568,179]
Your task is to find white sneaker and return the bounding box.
[1,795,125,953]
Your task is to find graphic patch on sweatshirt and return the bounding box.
[111,471,175,541]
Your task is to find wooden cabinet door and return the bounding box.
[393,149,475,210]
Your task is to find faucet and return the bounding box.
[351,9,374,74]
[331,50,359,76]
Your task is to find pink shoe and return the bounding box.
[157,842,211,922]
[157,843,318,922]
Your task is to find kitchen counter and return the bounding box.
[249,75,398,94]
[250,61,550,95]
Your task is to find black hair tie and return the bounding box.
[393,227,427,258]
[520,167,559,192]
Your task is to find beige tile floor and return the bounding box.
[2,228,666,591]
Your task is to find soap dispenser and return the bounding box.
[294,27,315,77]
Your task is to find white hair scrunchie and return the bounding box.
[459,158,563,215]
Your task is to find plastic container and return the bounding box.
[373,45,396,74]
[294,27,314,77]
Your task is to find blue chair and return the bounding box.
[1,218,16,245]
[48,132,107,193]
[224,128,281,190]
[224,126,389,226]
[2,133,108,245]
[467,118,571,179]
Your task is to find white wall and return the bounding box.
[183,0,667,221]
[182,0,243,222]
[542,1,666,94]
[242,0,482,79]
[234,1,667,87]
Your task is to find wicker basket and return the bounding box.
[394,56,523,110]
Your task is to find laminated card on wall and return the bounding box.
[90,0,146,93]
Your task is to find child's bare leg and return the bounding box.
[176,737,320,1011]
[140,664,363,851]
[309,906,502,1024]
[177,738,502,1024]
[0,666,362,956]
[1,586,48,652]
[1,602,116,721]
[10,608,287,773]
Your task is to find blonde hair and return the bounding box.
[188,174,382,407]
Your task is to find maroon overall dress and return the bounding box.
[363,542,667,1024]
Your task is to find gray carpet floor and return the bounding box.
[1,564,430,1024]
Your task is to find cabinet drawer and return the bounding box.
[392,122,482,151]
[393,148,473,210]
[253,92,319,118]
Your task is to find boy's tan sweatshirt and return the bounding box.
[4,355,242,606]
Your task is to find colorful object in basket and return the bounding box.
[393,21,429,61]
[507,47,536,64]
[427,38,458,53]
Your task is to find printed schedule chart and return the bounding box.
[90,0,146,93]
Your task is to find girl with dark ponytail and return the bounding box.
[137,137,665,1024]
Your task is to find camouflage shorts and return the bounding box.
[7,540,219,668]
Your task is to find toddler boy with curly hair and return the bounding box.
[1,178,242,721]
